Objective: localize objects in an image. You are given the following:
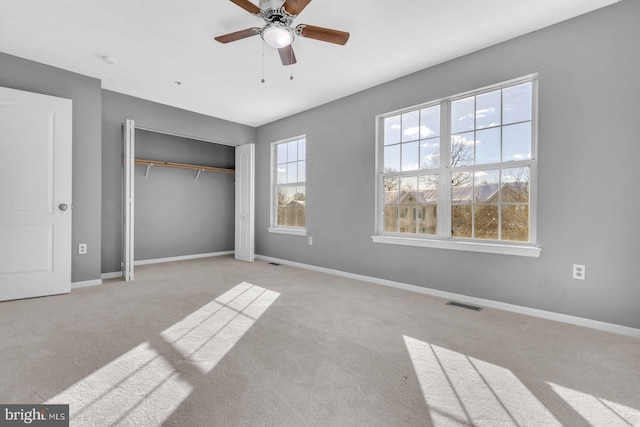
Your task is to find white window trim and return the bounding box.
[373,74,541,257]
[269,135,307,236]
[268,227,307,236]
[370,235,541,257]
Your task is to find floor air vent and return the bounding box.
[268,262,281,266]
[446,301,483,311]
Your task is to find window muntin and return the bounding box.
[273,136,306,229]
[378,77,536,245]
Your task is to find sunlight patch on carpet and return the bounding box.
[161,282,280,373]
[46,342,192,426]
[404,335,560,426]
[46,282,279,426]
[548,382,640,426]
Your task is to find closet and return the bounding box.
[122,121,254,281]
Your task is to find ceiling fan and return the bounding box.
[214,0,350,66]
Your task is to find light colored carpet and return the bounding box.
[1,256,639,426]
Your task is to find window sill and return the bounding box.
[370,235,541,257]
[268,227,307,236]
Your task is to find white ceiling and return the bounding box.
[0,0,618,127]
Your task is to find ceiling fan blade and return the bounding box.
[296,24,349,45]
[214,27,260,44]
[283,0,312,16]
[229,0,261,15]
[278,45,297,65]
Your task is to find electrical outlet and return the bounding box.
[572,264,585,280]
[308,237,313,245]
[78,243,87,255]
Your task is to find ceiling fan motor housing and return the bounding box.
[259,0,291,20]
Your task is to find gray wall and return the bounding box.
[0,52,102,283]
[101,90,255,273]
[255,1,640,329]
[134,130,235,261]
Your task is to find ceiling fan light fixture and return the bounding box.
[261,23,294,49]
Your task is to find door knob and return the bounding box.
[58,203,69,211]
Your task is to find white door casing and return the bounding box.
[235,143,255,262]
[0,86,72,301]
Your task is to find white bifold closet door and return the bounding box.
[234,143,255,262]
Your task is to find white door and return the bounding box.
[122,119,135,281]
[0,86,72,301]
[235,143,254,262]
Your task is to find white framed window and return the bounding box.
[269,135,307,236]
[373,75,540,257]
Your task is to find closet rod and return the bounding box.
[134,158,235,175]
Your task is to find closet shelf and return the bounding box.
[134,158,235,175]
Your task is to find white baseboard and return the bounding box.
[134,251,234,266]
[101,251,235,280]
[255,255,640,338]
[72,279,102,289]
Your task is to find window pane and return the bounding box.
[503,83,532,124]
[294,185,306,202]
[503,122,531,162]
[384,145,400,172]
[297,161,306,182]
[420,105,440,138]
[502,167,529,203]
[474,169,500,204]
[287,162,297,183]
[276,187,290,207]
[400,176,418,193]
[277,164,287,184]
[402,110,420,142]
[502,205,529,241]
[417,205,437,235]
[476,90,501,129]
[475,128,501,165]
[451,132,474,167]
[401,141,419,171]
[474,205,499,240]
[298,139,306,160]
[451,97,475,133]
[277,207,285,226]
[452,205,472,237]
[296,205,306,227]
[277,143,287,164]
[451,172,472,203]
[284,206,296,227]
[384,116,401,145]
[287,141,297,162]
[399,206,416,233]
[418,175,438,202]
[383,177,399,204]
[384,205,399,232]
[420,138,440,169]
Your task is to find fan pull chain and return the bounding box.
[289,48,294,81]
[261,42,266,83]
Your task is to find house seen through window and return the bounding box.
[378,76,536,246]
